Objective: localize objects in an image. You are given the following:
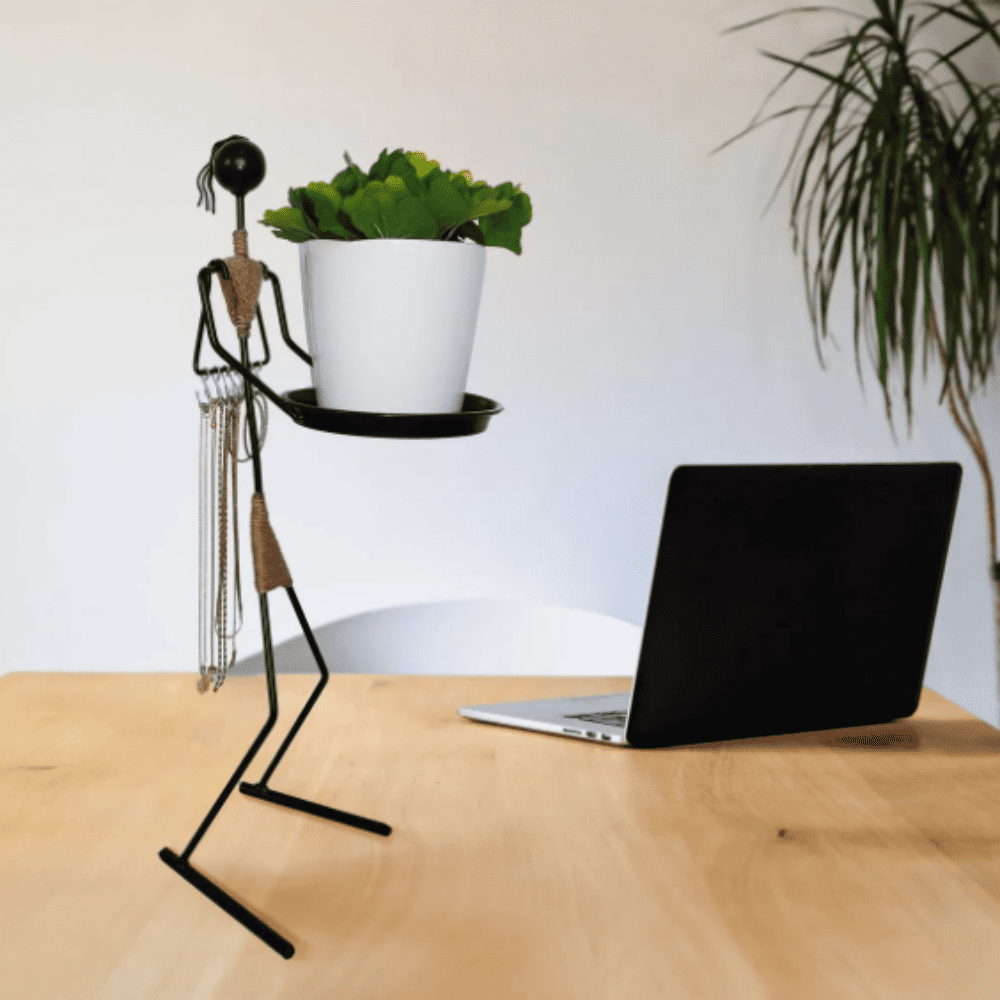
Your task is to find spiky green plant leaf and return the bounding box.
[718,0,1000,430]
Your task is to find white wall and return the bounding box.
[2,1,999,724]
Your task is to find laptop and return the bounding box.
[458,463,962,749]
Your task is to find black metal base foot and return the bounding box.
[159,847,295,959]
[239,782,392,837]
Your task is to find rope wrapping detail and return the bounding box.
[219,229,263,339]
[251,492,293,594]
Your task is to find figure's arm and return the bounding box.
[260,263,312,367]
[196,262,298,420]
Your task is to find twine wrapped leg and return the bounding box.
[241,495,392,835]
[250,492,292,593]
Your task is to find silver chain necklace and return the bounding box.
[196,372,267,693]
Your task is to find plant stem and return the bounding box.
[928,304,1000,690]
[929,305,998,572]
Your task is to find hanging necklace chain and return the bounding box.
[239,382,268,463]
[197,371,265,694]
[198,395,211,683]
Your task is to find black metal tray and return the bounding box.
[280,388,503,439]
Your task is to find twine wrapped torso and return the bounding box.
[218,230,263,339]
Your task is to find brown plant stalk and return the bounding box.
[927,306,1000,658]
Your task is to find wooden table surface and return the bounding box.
[3,672,1000,999]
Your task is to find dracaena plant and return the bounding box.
[719,1,1000,607]
[260,147,532,254]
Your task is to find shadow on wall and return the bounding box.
[232,600,643,676]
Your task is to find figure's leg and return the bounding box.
[160,583,292,958]
[237,496,391,837]
[235,332,390,836]
[163,289,296,957]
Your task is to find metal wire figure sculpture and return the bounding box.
[163,135,496,959]
[161,135,390,963]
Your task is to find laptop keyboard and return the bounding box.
[563,710,627,728]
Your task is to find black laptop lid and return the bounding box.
[626,463,962,749]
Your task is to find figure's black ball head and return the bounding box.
[212,136,266,197]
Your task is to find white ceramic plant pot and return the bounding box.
[299,239,486,413]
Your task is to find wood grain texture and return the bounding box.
[2,672,1000,999]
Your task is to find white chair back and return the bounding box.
[234,600,641,677]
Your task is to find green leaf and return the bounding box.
[371,149,425,195]
[341,186,437,239]
[452,220,486,245]
[305,181,341,209]
[300,183,358,241]
[467,192,514,220]
[365,179,395,208]
[384,174,409,198]
[477,185,532,254]
[445,170,472,194]
[367,147,396,181]
[405,150,441,179]
[260,206,314,242]
[286,187,321,236]
[331,163,366,196]
[341,188,382,239]
[382,196,439,239]
[387,155,424,198]
[426,175,471,231]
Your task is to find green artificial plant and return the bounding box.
[720,1,1000,602]
[261,148,532,254]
